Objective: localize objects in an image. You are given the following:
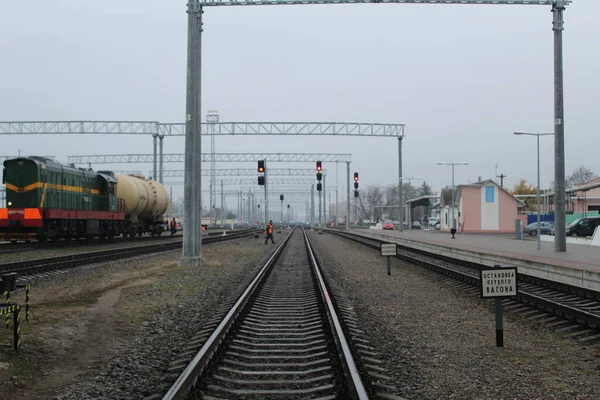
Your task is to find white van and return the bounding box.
[428,217,440,228]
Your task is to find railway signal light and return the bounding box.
[317,183,322,191]
[316,161,322,171]
[354,172,359,181]
[316,172,322,181]
[354,181,358,189]
[258,176,265,185]
[258,160,265,173]
[280,194,284,201]
[354,190,359,197]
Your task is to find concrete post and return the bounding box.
[181,1,203,266]
[158,135,164,184]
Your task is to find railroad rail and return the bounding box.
[0,229,257,278]
[325,229,600,343]
[157,228,375,400]
[0,229,247,256]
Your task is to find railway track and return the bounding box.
[0,229,257,278]
[154,228,382,400]
[0,229,246,256]
[325,229,600,343]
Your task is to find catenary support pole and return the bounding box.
[451,164,456,231]
[323,173,326,224]
[553,2,566,252]
[336,161,339,226]
[159,135,164,184]
[398,137,404,232]
[536,134,541,250]
[152,133,158,180]
[221,180,224,226]
[181,1,202,266]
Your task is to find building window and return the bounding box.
[485,186,495,203]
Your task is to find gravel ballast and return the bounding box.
[309,231,600,400]
[0,234,274,400]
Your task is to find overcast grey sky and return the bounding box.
[1,0,598,211]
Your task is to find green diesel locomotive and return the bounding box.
[1,156,168,242]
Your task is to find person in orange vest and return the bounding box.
[265,220,275,244]
[170,218,177,236]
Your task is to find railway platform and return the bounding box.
[347,228,600,291]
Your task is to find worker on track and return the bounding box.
[170,218,177,237]
[265,220,275,244]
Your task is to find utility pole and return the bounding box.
[514,132,553,251]
[207,110,219,226]
[398,137,404,232]
[181,0,202,266]
[553,1,567,252]
[220,180,224,226]
[437,162,469,237]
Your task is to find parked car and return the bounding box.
[566,217,600,237]
[523,221,553,236]
[411,221,421,229]
[428,217,440,228]
[550,216,600,237]
[382,219,394,230]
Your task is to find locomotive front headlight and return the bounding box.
[7,202,12,207]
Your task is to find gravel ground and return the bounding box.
[0,234,273,400]
[309,231,600,400]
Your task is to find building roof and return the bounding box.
[406,194,438,208]
[567,177,600,193]
[455,179,527,207]
[439,187,457,207]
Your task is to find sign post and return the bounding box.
[380,243,397,276]
[480,264,518,347]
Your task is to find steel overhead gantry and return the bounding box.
[196,189,314,196]
[0,120,400,184]
[158,168,329,178]
[166,178,317,186]
[198,0,561,4]
[67,153,351,164]
[0,121,404,137]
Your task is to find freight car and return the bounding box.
[0,156,168,242]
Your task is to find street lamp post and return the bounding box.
[437,162,469,238]
[514,132,554,250]
[399,177,422,231]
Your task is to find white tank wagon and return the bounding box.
[115,173,169,236]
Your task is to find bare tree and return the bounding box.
[364,186,384,221]
[567,165,598,188]
[384,186,398,206]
